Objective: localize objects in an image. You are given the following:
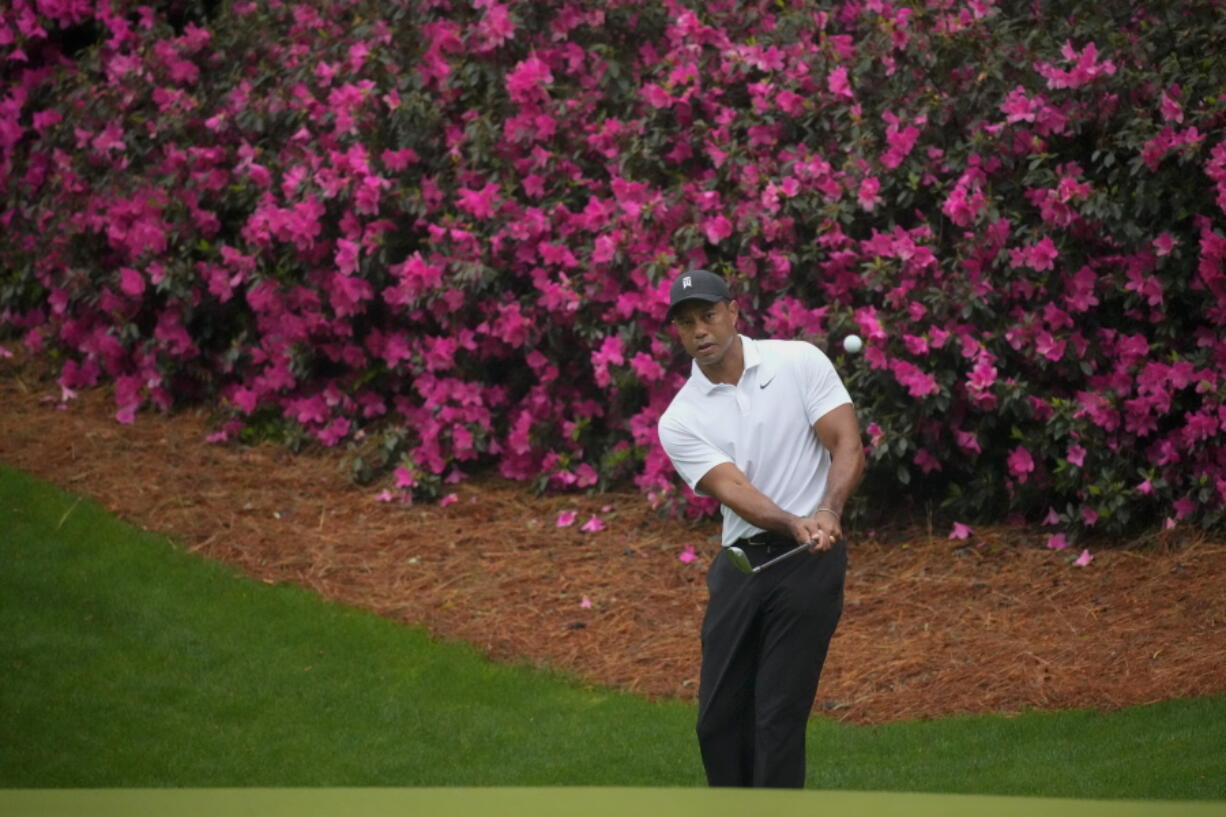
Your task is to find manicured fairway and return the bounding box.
[2,788,1225,817]
[2,463,1224,802]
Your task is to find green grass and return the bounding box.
[2,463,1223,799]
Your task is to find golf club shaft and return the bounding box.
[753,541,814,573]
[752,502,837,570]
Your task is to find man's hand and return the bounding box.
[786,508,841,552]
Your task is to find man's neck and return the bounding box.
[699,336,745,385]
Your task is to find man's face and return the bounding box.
[671,299,740,369]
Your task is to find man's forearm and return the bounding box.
[817,440,865,517]
[719,481,800,534]
[697,463,802,535]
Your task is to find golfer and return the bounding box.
[658,269,864,788]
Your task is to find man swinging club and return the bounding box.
[657,269,865,789]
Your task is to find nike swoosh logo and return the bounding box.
[759,376,775,389]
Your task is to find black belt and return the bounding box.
[734,531,796,548]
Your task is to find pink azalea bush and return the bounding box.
[2,0,1224,538]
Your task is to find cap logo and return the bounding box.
[682,276,692,289]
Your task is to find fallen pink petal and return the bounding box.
[1047,533,1070,550]
[376,490,395,503]
[949,522,973,540]
[439,493,459,507]
[580,515,605,533]
[556,510,577,527]
[679,545,698,564]
[1073,549,1094,567]
[580,596,592,609]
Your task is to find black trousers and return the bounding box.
[696,538,846,788]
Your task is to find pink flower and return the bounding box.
[592,234,617,264]
[1007,446,1035,482]
[522,174,546,197]
[914,449,941,474]
[630,352,664,384]
[1009,236,1059,271]
[1081,507,1099,526]
[1034,331,1067,362]
[702,215,733,244]
[858,176,882,211]
[679,545,698,564]
[1047,533,1069,550]
[882,113,920,169]
[580,596,593,609]
[1073,548,1094,566]
[334,238,360,275]
[439,493,459,507]
[394,466,417,489]
[967,359,998,392]
[954,429,982,455]
[32,109,63,135]
[119,267,145,297]
[1153,233,1178,256]
[866,423,885,448]
[506,54,553,103]
[317,417,351,447]
[591,335,625,387]
[456,182,501,219]
[949,522,973,540]
[902,334,930,356]
[1159,89,1183,123]
[890,360,939,398]
[1036,41,1116,90]
[1136,480,1153,495]
[827,66,854,100]
[474,1,516,51]
[574,464,599,488]
[1000,85,1037,123]
[1067,444,1086,467]
[377,490,395,502]
[556,510,577,527]
[640,83,672,108]
[580,515,605,533]
[1172,497,1196,519]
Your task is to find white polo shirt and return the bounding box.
[658,336,852,547]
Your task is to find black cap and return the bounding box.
[666,269,729,319]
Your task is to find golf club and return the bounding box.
[725,539,816,575]
[725,505,839,575]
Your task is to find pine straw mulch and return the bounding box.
[2,349,1224,725]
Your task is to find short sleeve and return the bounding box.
[658,413,732,496]
[800,343,853,425]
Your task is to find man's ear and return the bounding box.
[727,299,739,323]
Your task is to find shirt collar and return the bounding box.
[690,335,762,393]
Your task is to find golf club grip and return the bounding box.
[753,507,841,572]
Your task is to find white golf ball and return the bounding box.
[843,334,863,354]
